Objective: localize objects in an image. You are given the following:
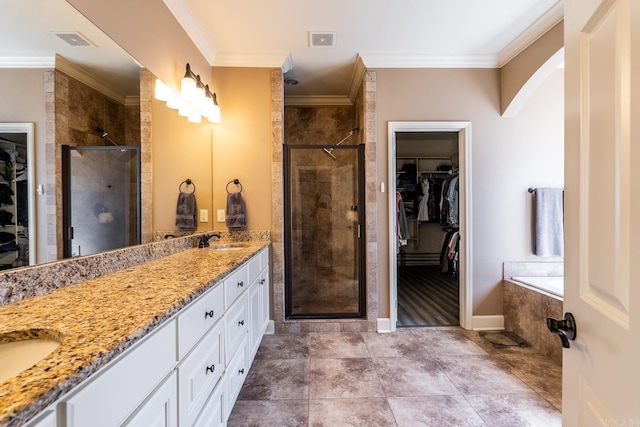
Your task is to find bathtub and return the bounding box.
[510,276,564,299]
[503,277,564,365]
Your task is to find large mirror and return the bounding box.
[0,0,146,267]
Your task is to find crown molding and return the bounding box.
[0,56,55,68]
[125,96,141,106]
[347,55,367,104]
[214,52,294,72]
[359,53,498,68]
[284,95,352,107]
[497,0,564,67]
[162,0,217,64]
[55,54,127,104]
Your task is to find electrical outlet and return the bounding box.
[199,209,208,222]
[217,209,225,222]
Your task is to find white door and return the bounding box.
[564,0,640,425]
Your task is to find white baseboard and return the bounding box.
[265,320,275,335]
[472,315,504,331]
[377,318,392,333]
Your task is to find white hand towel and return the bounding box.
[534,188,564,257]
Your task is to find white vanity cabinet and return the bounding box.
[26,244,270,427]
[59,319,177,427]
[249,247,270,358]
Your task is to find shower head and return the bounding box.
[96,127,108,138]
[96,127,121,147]
[323,147,337,159]
[322,127,359,159]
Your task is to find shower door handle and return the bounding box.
[547,312,576,348]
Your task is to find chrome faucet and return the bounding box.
[198,233,221,248]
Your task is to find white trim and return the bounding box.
[284,95,353,106]
[161,0,217,65]
[264,320,275,335]
[388,121,473,332]
[0,56,55,68]
[214,52,293,70]
[502,47,564,117]
[376,318,392,333]
[347,55,367,105]
[360,54,498,69]
[0,123,36,266]
[55,55,129,104]
[472,315,505,331]
[497,0,565,67]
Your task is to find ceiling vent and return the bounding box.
[54,32,95,47]
[309,32,336,48]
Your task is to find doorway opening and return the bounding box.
[396,132,460,326]
[388,121,472,332]
[284,144,366,319]
[61,145,141,258]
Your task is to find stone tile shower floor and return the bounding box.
[228,327,562,426]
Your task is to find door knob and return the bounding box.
[547,312,577,348]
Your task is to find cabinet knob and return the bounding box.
[238,368,245,375]
[206,364,215,374]
[204,310,215,319]
[238,320,245,326]
[259,279,265,285]
[237,281,244,287]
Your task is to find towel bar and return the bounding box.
[179,179,196,194]
[226,179,242,193]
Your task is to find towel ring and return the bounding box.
[226,179,242,194]
[179,178,196,194]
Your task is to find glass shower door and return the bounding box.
[62,145,141,258]
[284,144,365,318]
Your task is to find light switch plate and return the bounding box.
[199,209,208,222]
[217,209,225,222]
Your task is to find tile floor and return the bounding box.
[228,327,562,427]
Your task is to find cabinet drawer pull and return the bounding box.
[237,281,244,288]
[204,310,215,319]
[206,364,215,374]
[238,368,245,375]
[238,320,245,326]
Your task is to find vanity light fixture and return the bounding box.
[153,63,221,124]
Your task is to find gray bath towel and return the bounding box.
[176,191,197,231]
[534,188,564,257]
[226,192,247,229]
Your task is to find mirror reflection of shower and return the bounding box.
[62,143,141,258]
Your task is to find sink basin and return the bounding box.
[0,330,61,382]
[209,243,251,251]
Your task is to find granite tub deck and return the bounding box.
[0,241,269,427]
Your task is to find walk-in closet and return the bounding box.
[395,132,460,326]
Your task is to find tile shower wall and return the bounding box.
[45,70,141,261]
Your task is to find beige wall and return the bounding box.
[210,67,273,232]
[500,21,564,116]
[0,68,48,263]
[151,97,213,233]
[151,67,273,234]
[375,67,564,317]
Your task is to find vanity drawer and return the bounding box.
[225,294,248,365]
[177,320,225,427]
[177,282,224,359]
[224,265,248,309]
[259,247,269,270]
[247,253,260,283]
[193,377,225,427]
[61,319,176,427]
[225,335,249,419]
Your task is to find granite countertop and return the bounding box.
[0,242,268,427]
